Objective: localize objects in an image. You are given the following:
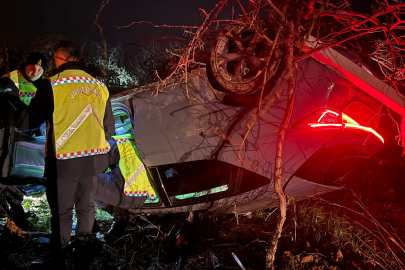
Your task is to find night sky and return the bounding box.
[0,0,375,47]
[0,0,229,48]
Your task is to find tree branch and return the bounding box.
[266,19,296,270]
[116,21,200,30]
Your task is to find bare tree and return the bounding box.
[130,39,187,86]
[84,42,137,88]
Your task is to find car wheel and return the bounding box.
[208,18,284,96]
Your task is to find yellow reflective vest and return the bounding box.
[2,70,38,105]
[113,134,155,199]
[50,69,110,160]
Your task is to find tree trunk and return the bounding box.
[266,20,296,270]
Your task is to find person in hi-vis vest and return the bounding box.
[95,134,156,210]
[23,40,115,269]
[0,52,47,228]
[0,52,47,103]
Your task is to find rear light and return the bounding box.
[309,110,384,143]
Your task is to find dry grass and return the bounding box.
[1,193,404,269]
[297,199,405,270]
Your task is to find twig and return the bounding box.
[210,251,220,268]
[232,252,246,270]
[152,225,161,246]
[236,0,247,16]
[246,239,269,246]
[264,207,278,222]
[103,244,121,258]
[6,219,47,238]
[82,0,110,57]
[139,235,145,248]
[136,215,167,237]
[116,21,200,29]
[234,205,239,225]
[128,250,136,267]
[307,252,327,257]
[266,0,283,18]
[114,234,133,248]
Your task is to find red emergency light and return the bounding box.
[309,110,384,143]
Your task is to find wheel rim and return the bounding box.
[211,23,282,94]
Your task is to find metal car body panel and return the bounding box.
[111,57,385,214]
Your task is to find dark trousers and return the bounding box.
[95,167,146,210]
[47,175,98,248]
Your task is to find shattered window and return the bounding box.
[11,138,46,178]
[113,107,134,135]
[158,161,233,202]
[174,184,229,200]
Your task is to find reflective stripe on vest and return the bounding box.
[50,69,110,160]
[51,76,107,88]
[112,135,155,199]
[2,70,38,105]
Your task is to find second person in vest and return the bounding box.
[24,40,115,269]
[0,52,47,228]
[0,52,47,104]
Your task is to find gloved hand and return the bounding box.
[0,87,12,92]
[0,80,19,97]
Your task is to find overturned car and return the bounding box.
[2,15,405,216]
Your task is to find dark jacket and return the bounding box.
[0,68,41,97]
[27,62,115,179]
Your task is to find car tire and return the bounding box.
[207,18,284,96]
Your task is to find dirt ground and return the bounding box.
[0,157,404,270]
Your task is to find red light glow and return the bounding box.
[317,111,338,124]
[309,110,384,143]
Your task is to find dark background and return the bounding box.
[0,0,229,47]
[0,0,374,47]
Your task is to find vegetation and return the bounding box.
[295,201,404,270]
[95,205,114,222]
[2,191,403,269]
[19,195,113,232]
[84,42,138,88]
[22,195,51,232]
